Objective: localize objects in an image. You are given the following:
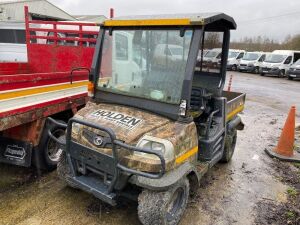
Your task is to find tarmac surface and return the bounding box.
[0,72,299,225]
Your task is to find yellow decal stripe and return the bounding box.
[175,146,198,164]
[0,81,88,101]
[227,104,244,121]
[104,18,195,27]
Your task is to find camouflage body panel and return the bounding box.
[71,101,198,172]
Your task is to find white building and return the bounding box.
[0,0,76,21]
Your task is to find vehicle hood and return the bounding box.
[291,64,300,69]
[73,101,171,144]
[240,59,255,65]
[262,62,281,68]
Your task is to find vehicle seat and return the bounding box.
[190,87,206,117]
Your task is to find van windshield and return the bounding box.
[243,53,260,61]
[228,51,239,59]
[97,28,193,104]
[205,50,219,58]
[264,54,287,63]
[294,59,300,66]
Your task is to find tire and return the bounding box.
[254,67,259,74]
[57,150,78,189]
[33,120,65,171]
[220,129,237,163]
[138,178,189,225]
[232,65,237,71]
[260,73,265,76]
[288,76,294,80]
[279,70,285,78]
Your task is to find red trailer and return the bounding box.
[0,7,100,170]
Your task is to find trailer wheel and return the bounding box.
[138,177,189,225]
[57,150,78,189]
[220,129,237,163]
[33,120,65,171]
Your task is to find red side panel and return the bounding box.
[27,45,95,73]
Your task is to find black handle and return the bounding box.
[70,67,91,84]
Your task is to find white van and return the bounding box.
[0,22,27,62]
[238,52,266,74]
[203,48,222,68]
[226,49,245,71]
[260,50,300,77]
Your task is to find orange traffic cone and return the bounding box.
[265,106,300,162]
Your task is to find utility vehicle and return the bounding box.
[49,13,245,225]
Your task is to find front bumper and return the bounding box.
[238,65,255,72]
[47,117,166,205]
[260,67,280,75]
[287,70,300,78]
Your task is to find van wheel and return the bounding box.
[220,129,237,163]
[232,65,237,71]
[57,150,78,189]
[254,67,259,74]
[279,70,285,78]
[288,76,294,80]
[260,73,265,76]
[138,178,189,225]
[33,120,65,171]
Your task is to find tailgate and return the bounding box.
[223,91,246,121]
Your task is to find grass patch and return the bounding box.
[293,163,300,169]
[286,211,295,219]
[287,187,298,197]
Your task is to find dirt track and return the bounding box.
[0,72,299,225]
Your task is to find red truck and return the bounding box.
[0,7,99,170]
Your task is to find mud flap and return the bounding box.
[0,137,32,167]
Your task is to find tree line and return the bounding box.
[230,34,300,52]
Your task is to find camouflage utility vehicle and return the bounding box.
[49,13,245,225]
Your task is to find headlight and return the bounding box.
[135,135,175,161]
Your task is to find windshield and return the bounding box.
[293,59,300,66]
[205,50,219,58]
[97,29,193,104]
[228,51,239,59]
[265,54,287,63]
[243,53,260,61]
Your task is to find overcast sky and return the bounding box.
[49,0,300,42]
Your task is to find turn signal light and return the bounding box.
[88,81,95,97]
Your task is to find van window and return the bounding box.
[115,33,128,61]
[0,29,26,44]
[258,54,265,62]
[284,56,292,64]
[237,52,244,59]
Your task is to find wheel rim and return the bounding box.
[166,187,185,222]
[46,129,64,162]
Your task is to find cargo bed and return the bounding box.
[223,91,246,121]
